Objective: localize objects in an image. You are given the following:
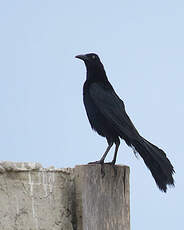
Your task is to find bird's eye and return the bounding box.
[92,55,96,60]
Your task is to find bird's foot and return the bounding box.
[88,160,104,165]
[104,161,117,176]
[104,161,116,165]
[88,160,106,177]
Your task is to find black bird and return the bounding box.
[76,53,175,192]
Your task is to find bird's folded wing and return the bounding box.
[89,82,139,139]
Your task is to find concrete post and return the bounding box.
[0,161,130,230]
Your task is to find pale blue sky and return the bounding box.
[0,1,183,229]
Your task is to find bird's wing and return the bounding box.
[89,82,139,140]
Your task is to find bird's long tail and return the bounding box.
[131,137,175,192]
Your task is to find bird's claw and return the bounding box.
[104,162,117,176]
[104,161,116,165]
[88,160,106,177]
[88,160,104,165]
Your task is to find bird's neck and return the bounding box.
[86,64,108,83]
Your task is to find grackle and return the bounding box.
[76,53,175,192]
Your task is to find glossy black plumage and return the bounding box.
[76,53,175,192]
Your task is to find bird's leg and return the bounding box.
[88,142,113,164]
[111,138,120,165]
[105,138,120,165]
[99,142,113,163]
[104,139,120,177]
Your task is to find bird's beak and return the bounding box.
[75,54,88,61]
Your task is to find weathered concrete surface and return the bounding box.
[0,161,130,230]
[0,161,75,230]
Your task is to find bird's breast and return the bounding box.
[83,89,118,139]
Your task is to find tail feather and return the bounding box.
[131,137,175,192]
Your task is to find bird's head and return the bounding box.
[75,53,107,81]
[75,53,101,65]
